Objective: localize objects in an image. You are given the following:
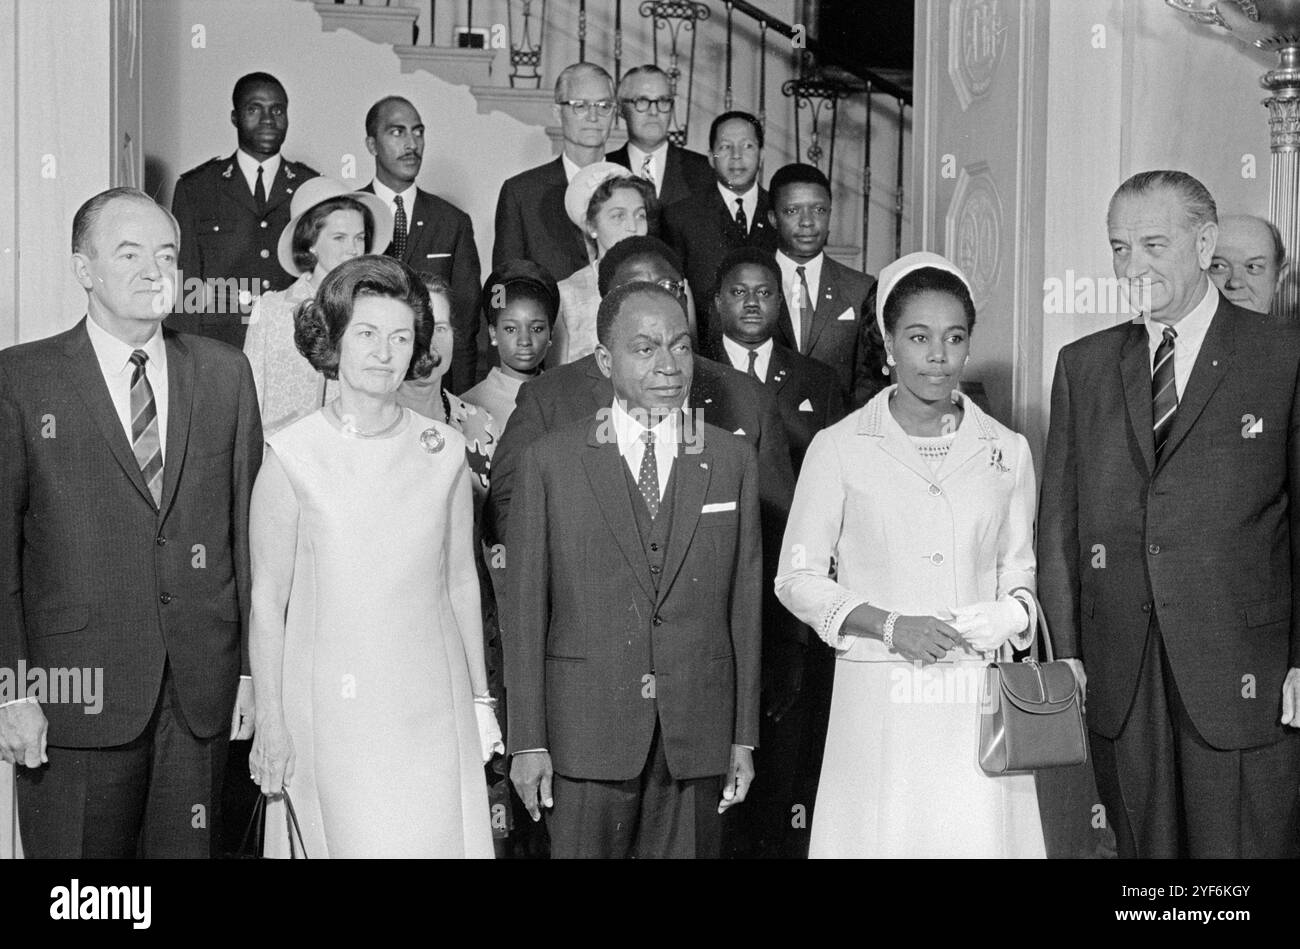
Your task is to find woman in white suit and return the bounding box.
[775,252,1046,858]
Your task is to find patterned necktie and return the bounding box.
[640,154,656,193]
[129,350,164,507]
[392,194,408,261]
[734,197,748,236]
[637,430,660,519]
[1152,325,1178,459]
[746,348,759,380]
[254,165,267,213]
[795,265,813,352]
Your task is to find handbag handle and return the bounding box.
[237,790,309,859]
[282,790,309,859]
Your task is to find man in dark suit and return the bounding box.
[493,62,615,283]
[0,188,262,858]
[486,237,795,549]
[504,281,762,858]
[360,95,482,392]
[662,111,777,357]
[605,64,713,230]
[1039,170,1300,859]
[711,245,845,858]
[767,163,876,408]
[167,72,318,349]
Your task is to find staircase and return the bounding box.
[305,0,913,271]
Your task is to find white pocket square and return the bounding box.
[425,252,451,259]
[798,398,814,412]
[701,501,737,514]
[733,428,746,436]
[837,307,855,321]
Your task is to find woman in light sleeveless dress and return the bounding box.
[249,256,500,858]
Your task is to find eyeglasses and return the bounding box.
[621,96,674,114]
[556,99,616,117]
[656,278,688,298]
[712,141,760,159]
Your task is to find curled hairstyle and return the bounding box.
[881,267,977,336]
[291,197,375,274]
[596,280,683,347]
[586,175,658,232]
[1108,170,1218,231]
[293,254,436,381]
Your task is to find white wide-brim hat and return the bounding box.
[875,251,972,339]
[564,161,632,231]
[277,176,394,277]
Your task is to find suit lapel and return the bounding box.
[1120,321,1157,476]
[63,320,156,509]
[583,356,612,413]
[932,395,994,482]
[660,146,684,206]
[404,189,429,259]
[581,421,657,604]
[767,344,792,393]
[802,259,838,355]
[157,331,194,519]
[870,394,945,486]
[220,154,259,217]
[656,435,711,604]
[1157,302,1234,470]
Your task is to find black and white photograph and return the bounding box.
[0,0,1297,931]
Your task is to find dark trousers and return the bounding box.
[1090,617,1300,859]
[547,720,723,859]
[17,665,229,859]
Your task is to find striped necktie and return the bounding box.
[637,430,660,519]
[129,350,164,507]
[1152,325,1178,460]
[640,154,656,193]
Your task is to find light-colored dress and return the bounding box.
[461,367,524,433]
[244,274,336,435]
[550,263,601,366]
[775,386,1046,859]
[262,407,493,858]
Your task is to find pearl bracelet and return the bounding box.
[882,611,901,651]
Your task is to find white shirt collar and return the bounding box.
[626,142,668,196]
[720,335,773,381]
[85,312,165,377]
[561,153,584,184]
[717,180,758,230]
[371,178,417,211]
[235,149,281,195]
[1144,278,1217,347]
[611,398,681,456]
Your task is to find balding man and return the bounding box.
[1039,170,1300,859]
[493,62,616,283]
[1209,213,1288,317]
[0,188,262,857]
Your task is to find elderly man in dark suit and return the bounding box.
[0,188,262,858]
[360,95,482,392]
[167,72,318,349]
[662,111,777,357]
[605,64,713,229]
[711,245,844,858]
[1039,170,1300,859]
[493,62,615,283]
[486,235,794,549]
[767,163,876,408]
[503,280,762,858]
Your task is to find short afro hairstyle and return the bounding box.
[596,280,686,347]
[597,235,683,296]
[768,162,832,207]
[880,267,977,337]
[232,72,285,110]
[293,254,437,381]
[713,245,780,298]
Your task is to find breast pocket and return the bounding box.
[420,254,453,279]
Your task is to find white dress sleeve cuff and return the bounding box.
[819,591,870,650]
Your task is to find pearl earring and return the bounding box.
[886,354,896,367]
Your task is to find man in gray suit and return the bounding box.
[1038,170,1300,859]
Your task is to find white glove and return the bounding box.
[950,595,1029,653]
[475,703,504,764]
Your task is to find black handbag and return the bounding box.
[236,790,309,859]
[978,597,1088,775]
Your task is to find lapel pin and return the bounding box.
[221,165,233,179]
[285,167,296,181]
[700,462,709,469]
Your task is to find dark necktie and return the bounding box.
[254,165,267,214]
[746,348,759,380]
[795,265,813,352]
[734,198,748,236]
[637,430,660,519]
[392,194,408,261]
[1152,325,1178,459]
[129,350,163,507]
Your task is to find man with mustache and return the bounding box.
[167,72,318,349]
[361,96,482,393]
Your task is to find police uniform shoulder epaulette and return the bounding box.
[178,156,225,179]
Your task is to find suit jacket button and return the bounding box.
[1148,543,1160,555]
[159,592,172,604]
[260,249,270,259]
[928,484,942,496]
[1141,602,1151,613]
[262,279,271,288]
[650,565,661,574]
[653,615,663,626]
[156,536,167,546]
[260,221,268,229]
[649,542,660,552]
[930,552,944,565]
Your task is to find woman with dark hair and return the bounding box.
[775,251,1046,858]
[549,163,656,365]
[243,177,392,433]
[462,259,559,430]
[248,254,500,858]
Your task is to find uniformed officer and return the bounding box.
[166,72,319,349]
